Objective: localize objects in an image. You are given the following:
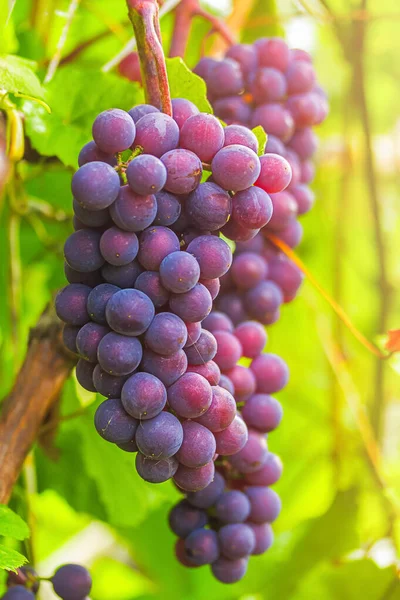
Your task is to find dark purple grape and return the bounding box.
[121,372,166,419]
[64,263,102,287]
[97,332,142,375]
[268,254,304,302]
[75,359,96,391]
[224,365,256,402]
[186,470,225,508]
[215,491,251,524]
[226,43,258,76]
[232,186,273,229]
[137,226,180,270]
[184,330,217,365]
[141,348,188,386]
[94,398,138,444]
[64,229,104,273]
[184,529,219,566]
[250,353,289,394]
[72,161,120,210]
[229,430,269,473]
[168,499,208,538]
[176,420,216,468]
[76,322,109,362]
[187,235,232,279]
[214,416,248,456]
[128,104,160,123]
[159,251,200,293]
[87,283,120,324]
[234,321,267,359]
[51,562,90,595]
[3,586,36,599]
[144,312,187,356]
[200,278,220,300]
[134,112,179,157]
[242,394,283,433]
[186,361,221,386]
[202,311,234,333]
[117,438,138,452]
[251,104,294,142]
[93,365,127,398]
[180,113,224,162]
[106,289,154,336]
[92,108,136,153]
[100,227,139,266]
[134,271,169,307]
[62,324,79,354]
[245,486,281,523]
[223,125,258,153]
[136,411,183,458]
[78,140,117,167]
[207,58,244,98]
[161,149,203,195]
[167,372,212,418]
[101,260,143,288]
[212,330,242,371]
[136,453,178,483]
[73,198,110,228]
[195,386,236,433]
[250,67,287,103]
[213,96,252,125]
[173,460,215,492]
[186,182,231,231]
[211,556,248,584]
[55,284,91,326]
[221,217,260,243]
[244,453,283,486]
[255,153,292,194]
[230,252,268,290]
[154,191,181,226]
[110,185,157,232]
[211,145,260,192]
[126,154,167,195]
[244,281,284,323]
[193,57,218,81]
[254,37,290,72]
[184,321,202,347]
[169,283,212,323]
[217,293,247,326]
[248,523,274,555]
[171,98,200,129]
[7,566,40,594]
[218,523,255,559]
[218,374,235,396]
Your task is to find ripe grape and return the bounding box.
[62,324,79,354]
[223,124,258,153]
[161,149,203,194]
[234,321,267,358]
[134,271,169,307]
[268,254,304,302]
[211,145,261,192]
[159,251,200,293]
[94,398,138,444]
[171,98,200,129]
[195,386,236,433]
[211,556,248,584]
[250,67,287,103]
[176,421,216,468]
[72,198,110,228]
[251,103,294,141]
[128,103,159,123]
[126,154,167,195]
[169,283,212,322]
[186,361,221,386]
[97,332,143,375]
[93,365,127,398]
[134,112,179,157]
[254,37,290,71]
[213,96,252,125]
[241,394,283,432]
[207,58,244,98]
[232,186,273,229]
[76,322,109,362]
[92,108,135,154]
[55,284,91,326]
[255,153,292,194]
[144,312,187,355]
[135,453,178,483]
[267,190,298,230]
[212,330,242,371]
[141,349,188,386]
[106,289,155,336]
[244,453,283,486]
[64,229,104,273]
[100,227,139,266]
[168,500,208,538]
[184,321,202,347]
[290,183,315,215]
[187,235,232,279]
[186,182,231,231]
[200,278,220,300]
[72,161,120,210]
[226,43,258,76]
[186,471,225,508]
[64,263,102,287]
[245,486,282,523]
[248,523,274,555]
[214,416,248,456]
[228,430,269,473]
[184,330,217,365]
[121,372,167,419]
[173,460,215,492]
[203,311,234,333]
[78,140,116,167]
[224,365,256,401]
[154,191,181,226]
[102,260,143,288]
[184,529,219,566]
[167,372,212,418]
[250,353,289,393]
[215,490,251,524]
[110,185,157,232]
[137,226,180,270]
[244,281,284,323]
[51,564,92,600]
[218,523,255,559]
[75,359,96,391]
[136,411,183,458]
[87,283,119,323]
[180,113,224,162]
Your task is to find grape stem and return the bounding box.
[169,0,236,58]
[126,0,172,114]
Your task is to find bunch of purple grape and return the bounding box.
[3,564,91,599]
[168,312,285,582]
[56,100,282,491]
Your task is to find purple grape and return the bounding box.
[137,226,180,270]
[73,198,110,228]
[121,372,166,419]
[226,43,258,76]
[105,289,154,336]
[6,567,39,594]
[212,330,242,371]
[221,218,260,243]
[288,127,318,160]
[244,453,283,486]
[76,322,109,362]
[62,324,79,354]
[244,281,284,323]
[128,104,160,123]
[284,148,301,186]
[110,185,157,232]
[136,453,178,483]
[94,398,138,444]
[265,134,286,155]
[291,48,312,63]
[180,113,224,162]
[218,523,255,559]
[186,182,231,231]
[242,394,283,433]
[211,145,260,192]
[101,260,143,288]
[78,140,117,167]
[277,218,303,248]
[195,385,236,433]
[144,312,187,355]
[218,374,235,396]
[200,278,220,300]
[55,284,91,326]
[87,283,120,324]
[184,529,219,566]
[187,235,232,279]
[161,149,203,194]
[250,67,287,103]
[223,125,258,153]
[290,183,315,215]
[234,321,267,358]
[232,186,273,229]
[224,365,256,402]
[117,439,138,452]
[215,491,251,524]
[202,311,234,333]
[169,283,212,322]
[167,372,212,418]
[184,321,202,347]
[92,108,135,153]
[141,348,188,386]
[64,263,102,287]
[230,252,268,290]
[134,112,179,157]
[186,361,221,386]
[255,37,290,72]
[134,271,169,307]
[268,255,304,302]
[214,416,248,456]
[168,500,208,538]
[186,470,225,508]
[228,430,269,473]
[267,190,298,230]
[286,92,321,127]
[251,104,294,142]
[72,161,120,210]
[248,523,274,555]
[300,159,315,184]
[211,556,248,584]
[175,539,199,568]
[213,96,252,125]
[93,364,127,398]
[207,58,244,98]
[245,486,281,523]
[126,154,167,195]
[159,251,200,293]
[64,229,104,273]
[184,330,217,365]
[171,98,200,129]
[250,353,289,394]
[193,57,218,81]
[255,153,292,194]
[76,359,96,391]
[100,226,139,266]
[97,332,142,375]
[176,420,216,468]
[286,60,316,94]
[174,460,215,492]
[51,564,92,600]
[154,191,181,226]
[136,410,183,458]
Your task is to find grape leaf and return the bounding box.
[0,54,44,99]
[0,506,29,540]
[0,545,28,572]
[166,57,212,113]
[252,125,268,155]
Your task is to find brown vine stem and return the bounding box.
[126,0,172,114]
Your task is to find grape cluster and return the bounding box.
[168,312,285,582]
[3,564,91,600]
[56,100,281,491]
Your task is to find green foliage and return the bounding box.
[0,55,44,99]
[252,125,268,155]
[0,506,29,571]
[166,57,212,112]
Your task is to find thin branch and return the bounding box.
[44,0,81,83]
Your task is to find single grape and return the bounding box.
[167,372,212,418]
[78,140,117,167]
[186,470,225,508]
[106,289,155,336]
[242,394,283,433]
[94,398,138,444]
[73,198,110,228]
[128,103,160,123]
[251,103,294,142]
[6,566,40,594]
[218,523,255,559]
[207,58,244,98]
[159,251,200,293]
[180,113,224,162]
[171,98,200,129]
[72,161,120,211]
[62,324,79,354]
[184,321,202,347]
[87,283,120,324]
[226,43,258,77]
[99,259,144,293]
[193,57,218,81]
[224,365,256,401]
[195,386,236,433]
[245,486,281,523]
[55,284,91,326]
[136,411,183,458]
[290,47,312,63]
[244,453,283,486]
[217,293,248,326]
[223,124,258,153]
[3,586,36,599]
[234,321,267,358]
[176,420,216,468]
[214,416,248,456]
[268,254,304,302]
[121,372,167,419]
[187,235,232,279]
[97,332,143,375]
[250,67,287,103]
[134,112,179,157]
[219,374,235,396]
[184,529,219,566]
[211,145,260,192]
[286,92,322,127]
[254,37,290,72]
[76,322,109,362]
[221,217,260,243]
[64,229,104,273]
[200,278,220,300]
[126,154,167,195]
[168,499,208,538]
[75,359,96,392]
[267,190,298,230]
[51,564,92,600]
[92,108,135,154]
[186,182,231,231]
[173,460,215,492]
[100,226,139,266]
[213,96,251,125]
[93,365,127,398]
[290,183,315,215]
[64,263,102,287]
[141,348,188,386]
[276,218,303,248]
[250,353,289,394]
[134,271,169,308]
[175,538,199,568]
[288,127,318,160]
[184,330,217,365]
[300,159,315,184]
[136,453,178,483]
[161,149,203,195]
[169,283,212,323]
[265,134,286,155]
[154,191,181,226]
[202,311,234,333]
[244,281,284,323]
[284,148,302,186]
[144,312,187,356]
[186,361,221,386]
[215,490,251,524]
[117,438,138,452]
[255,153,292,194]
[110,185,157,232]
[211,556,248,584]
[232,186,273,229]
[231,252,268,290]
[228,430,269,473]
[137,226,180,270]
[248,523,274,555]
[212,330,242,371]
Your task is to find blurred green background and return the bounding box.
[0,0,400,598]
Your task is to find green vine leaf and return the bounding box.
[0,505,29,540]
[166,57,212,113]
[0,545,28,572]
[252,125,268,156]
[0,55,44,100]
